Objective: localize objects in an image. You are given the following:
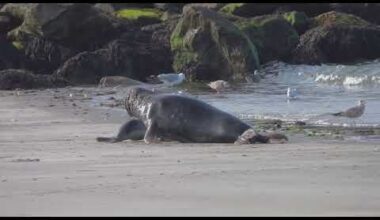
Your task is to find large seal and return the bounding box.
[119,87,286,144]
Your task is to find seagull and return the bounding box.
[287,87,298,100]
[207,80,230,94]
[332,100,366,119]
[157,72,186,86]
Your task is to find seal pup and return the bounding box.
[96,118,146,143]
[124,87,280,144]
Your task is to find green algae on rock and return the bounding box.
[11,41,24,50]
[170,6,259,82]
[282,11,311,35]
[115,8,162,21]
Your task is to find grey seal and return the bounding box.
[122,87,285,144]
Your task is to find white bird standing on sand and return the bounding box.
[332,100,366,119]
[287,87,298,99]
[157,72,186,86]
[208,80,230,94]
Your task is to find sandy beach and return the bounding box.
[0,88,379,216]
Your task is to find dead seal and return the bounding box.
[119,87,287,144]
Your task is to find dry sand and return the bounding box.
[0,88,379,216]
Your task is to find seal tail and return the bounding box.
[96,137,120,143]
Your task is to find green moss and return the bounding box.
[172,51,198,72]
[115,8,163,21]
[170,7,260,81]
[170,19,185,51]
[12,41,24,50]
[219,3,244,15]
[283,11,309,29]
[314,11,370,27]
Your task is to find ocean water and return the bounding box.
[195,60,380,128]
[91,60,380,129]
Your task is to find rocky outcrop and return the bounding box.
[94,3,156,14]
[170,6,259,82]
[154,3,187,13]
[0,69,67,90]
[0,11,21,34]
[282,11,311,35]
[1,3,126,51]
[313,11,370,27]
[22,36,79,75]
[0,35,26,70]
[55,25,174,84]
[182,3,225,12]
[235,15,299,64]
[220,3,330,18]
[292,11,380,64]
[98,76,145,87]
[330,3,380,25]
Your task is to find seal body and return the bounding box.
[125,87,270,143]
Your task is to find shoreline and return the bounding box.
[0,88,380,216]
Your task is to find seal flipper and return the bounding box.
[144,119,161,144]
[96,136,120,143]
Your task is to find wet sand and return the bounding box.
[0,88,379,216]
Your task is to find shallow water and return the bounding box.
[89,60,380,132]
[196,60,380,128]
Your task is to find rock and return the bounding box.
[54,49,112,85]
[93,3,115,14]
[94,3,156,14]
[0,11,22,34]
[235,15,299,64]
[154,3,187,13]
[292,11,380,64]
[219,3,331,18]
[330,3,380,25]
[2,3,125,51]
[288,3,331,17]
[170,6,259,82]
[0,69,68,90]
[282,11,311,35]
[141,18,180,64]
[98,76,145,87]
[55,28,174,85]
[0,35,26,70]
[22,35,79,75]
[183,3,225,12]
[313,11,371,27]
